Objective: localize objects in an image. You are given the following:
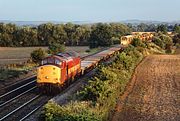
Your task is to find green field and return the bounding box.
[0,46,90,65]
[0,46,94,80]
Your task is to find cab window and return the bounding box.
[41,57,62,66]
[41,59,48,65]
[55,59,62,66]
[48,58,54,64]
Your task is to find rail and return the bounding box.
[0,80,36,99]
[0,86,37,108]
[0,95,40,121]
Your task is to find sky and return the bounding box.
[0,0,179,22]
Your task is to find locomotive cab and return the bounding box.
[37,52,81,94]
[37,56,62,84]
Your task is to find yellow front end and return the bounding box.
[37,65,61,84]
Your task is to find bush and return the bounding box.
[131,38,146,48]
[173,33,180,45]
[116,52,134,70]
[153,33,173,53]
[159,34,173,46]
[43,101,100,121]
[31,48,46,63]
[43,42,160,121]
[48,43,65,54]
[165,44,173,53]
[111,37,120,44]
[175,43,180,48]
[153,36,165,49]
[78,67,119,103]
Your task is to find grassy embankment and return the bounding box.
[42,40,165,121]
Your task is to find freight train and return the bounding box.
[37,32,155,94]
[121,32,155,46]
[37,46,122,94]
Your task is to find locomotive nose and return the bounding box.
[37,65,61,84]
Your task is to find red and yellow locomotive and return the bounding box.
[37,51,81,93]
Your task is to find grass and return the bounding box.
[0,47,47,66]
[0,63,36,81]
[0,46,101,81]
[0,69,27,81]
[0,46,90,66]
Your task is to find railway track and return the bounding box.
[0,79,36,105]
[0,76,36,96]
[0,79,52,121]
[0,73,54,121]
[0,94,52,121]
[0,78,38,120]
[0,46,122,120]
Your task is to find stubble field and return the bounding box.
[112,54,180,121]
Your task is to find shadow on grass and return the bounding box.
[0,69,28,81]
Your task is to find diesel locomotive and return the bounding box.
[37,51,81,93]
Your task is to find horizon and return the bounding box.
[0,19,180,22]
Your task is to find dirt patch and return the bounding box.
[111,55,180,121]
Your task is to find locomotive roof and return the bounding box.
[57,51,79,57]
[43,51,79,63]
[56,51,80,62]
[52,55,67,61]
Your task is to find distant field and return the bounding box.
[0,46,89,65]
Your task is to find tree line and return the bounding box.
[0,23,131,48]
[127,23,180,33]
[0,22,179,48]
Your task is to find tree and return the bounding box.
[30,28,38,46]
[131,38,146,47]
[15,27,38,46]
[64,23,76,46]
[89,23,113,48]
[156,24,167,34]
[78,25,91,46]
[0,23,17,47]
[147,24,157,32]
[159,34,173,46]
[137,23,148,32]
[153,36,165,49]
[173,33,180,44]
[37,23,54,46]
[48,43,66,54]
[153,33,173,50]
[173,24,180,34]
[110,23,131,44]
[31,48,47,63]
[52,24,67,44]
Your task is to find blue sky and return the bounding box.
[0,0,179,22]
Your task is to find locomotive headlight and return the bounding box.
[45,76,49,79]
